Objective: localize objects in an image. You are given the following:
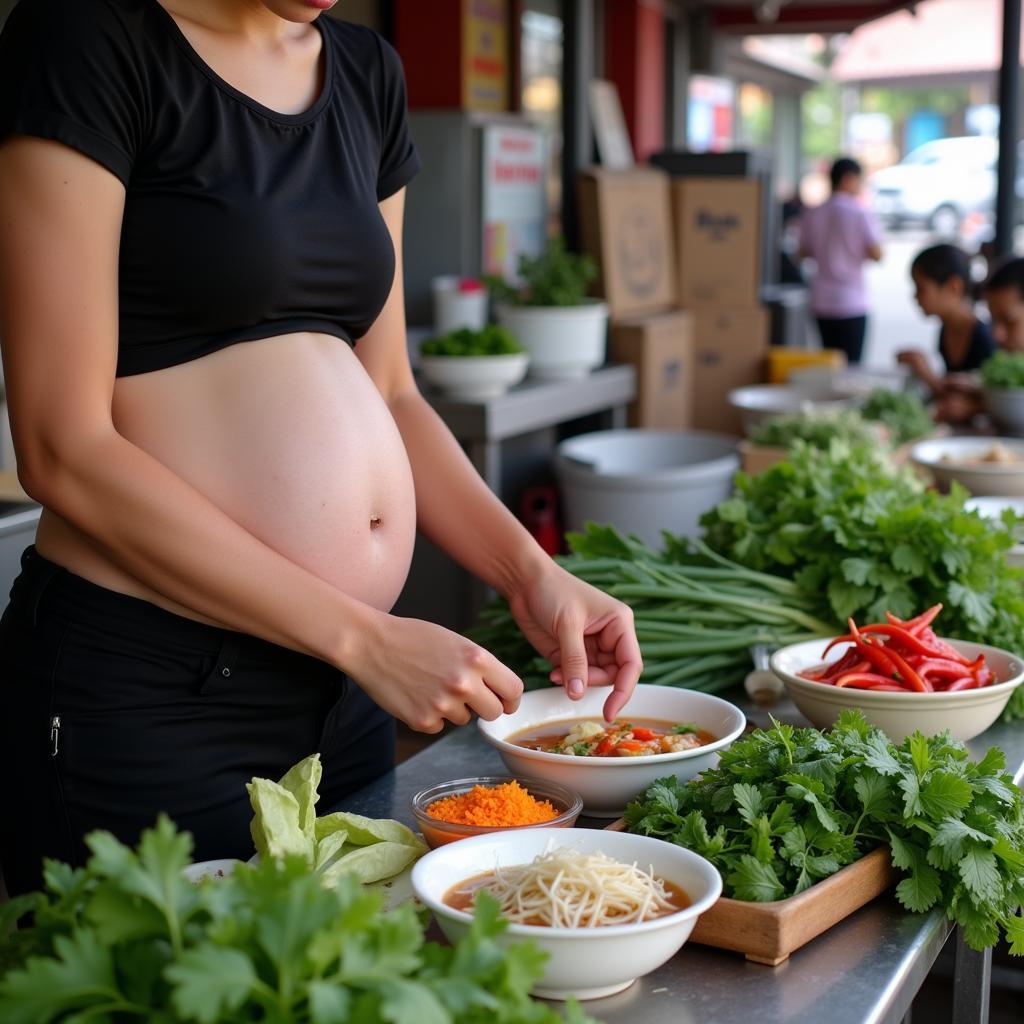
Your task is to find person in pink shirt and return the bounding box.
[798,157,884,363]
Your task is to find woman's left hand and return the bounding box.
[507,562,642,721]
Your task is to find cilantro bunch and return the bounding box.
[749,409,881,451]
[485,237,597,308]
[0,818,593,1024]
[859,388,935,444]
[699,440,1024,718]
[624,711,1024,953]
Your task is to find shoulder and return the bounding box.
[973,317,996,348]
[1,0,150,61]
[320,18,403,82]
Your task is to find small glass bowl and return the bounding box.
[410,775,584,848]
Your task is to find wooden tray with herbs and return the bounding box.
[605,817,898,966]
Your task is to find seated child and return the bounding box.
[897,244,995,399]
[935,256,1024,423]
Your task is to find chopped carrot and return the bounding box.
[426,780,558,827]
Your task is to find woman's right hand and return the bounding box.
[344,612,524,733]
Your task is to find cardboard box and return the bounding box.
[577,167,676,318]
[690,306,770,436]
[672,178,761,307]
[609,310,693,430]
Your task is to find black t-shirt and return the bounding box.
[0,0,421,376]
[938,317,996,374]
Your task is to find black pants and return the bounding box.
[815,315,867,365]
[0,546,394,896]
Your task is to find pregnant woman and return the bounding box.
[0,0,641,896]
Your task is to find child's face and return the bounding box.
[986,285,1024,351]
[912,270,960,317]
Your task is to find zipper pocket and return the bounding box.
[50,714,61,758]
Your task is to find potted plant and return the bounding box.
[486,237,607,381]
[418,324,529,401]
[981,350,1024,436]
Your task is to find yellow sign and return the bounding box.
[462,0,508,112]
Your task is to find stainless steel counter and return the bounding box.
[333,692,1024,1024]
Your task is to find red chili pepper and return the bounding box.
[860,624,949,661]
[946,676,978,692]
[810,655,872,682]
[885,604,942,635]
[822,634,855,658]
[916,626,971,665]
[882,645,929,692]
[974,666,994,688]
[834,671,908,690]
[848,619,900,677]
[630,727,657,741]
[595,737,616,756]
[914,658,978,680]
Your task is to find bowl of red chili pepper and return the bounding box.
[770,605,1024,742]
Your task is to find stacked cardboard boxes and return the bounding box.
[578,167,770,436]
[669,178,768,435]
[578,167,693,430]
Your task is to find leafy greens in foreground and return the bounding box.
[0,818,594,1024]
[700,441,1024,719]
[624,711,1024,953]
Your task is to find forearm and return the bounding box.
[389,390,551,598]
[22,427,379,666]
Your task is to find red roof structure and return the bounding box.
[706,0,917,36]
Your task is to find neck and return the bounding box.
[941,304,975,329]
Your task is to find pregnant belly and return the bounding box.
[36,334,417,619]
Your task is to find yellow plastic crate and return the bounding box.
[767,347,846,385]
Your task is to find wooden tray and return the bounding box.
[606,818,898,966]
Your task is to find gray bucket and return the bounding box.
[554,429,740,548]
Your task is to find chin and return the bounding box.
[263,0,336,21]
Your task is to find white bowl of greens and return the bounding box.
[419,325,529,401]
[981,351,1024,435]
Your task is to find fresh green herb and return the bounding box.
[749,409,880,450]
[421,325,524,358]
[0,818,594,1024]
[700,441,1024,719]
[624,711,1024,953]
[671,723,699,735]
[860,388,935,445]
[572,742,592,756]
[484,237,597,307]
[471,523,836,694]
[981,350,1024,389]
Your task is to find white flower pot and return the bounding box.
[419,352,530,401]
[495,299,608,381]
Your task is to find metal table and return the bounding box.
[425,363,636,493]
[336,692,1024,1024]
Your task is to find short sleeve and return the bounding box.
[0,0,146,185]
[373,35,421,201]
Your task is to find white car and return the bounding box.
[869,136,999,235]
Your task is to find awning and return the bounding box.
[699,0,918,36]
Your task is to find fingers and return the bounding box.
[603,657,642,721]
[556,616,589,701]
[467,686,506,722]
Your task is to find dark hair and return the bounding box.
[911,244,971,290]
[986,257,1024,299]
[830,157,862,191]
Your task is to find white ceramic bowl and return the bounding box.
[727,384,856,435]
[910,436,1024,496]
[477,684,746,817]
[983,387,1024,436]
[419,352,529,401]
[410,826,722,1000]
[771,637,1024,743]
[495,300,608,381]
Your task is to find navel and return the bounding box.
[369,514,383,531]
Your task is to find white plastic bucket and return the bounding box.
[432,276,488,334]
[554,430,740,547]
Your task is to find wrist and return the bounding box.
[312,591,384,675]
[491,536,558,602]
